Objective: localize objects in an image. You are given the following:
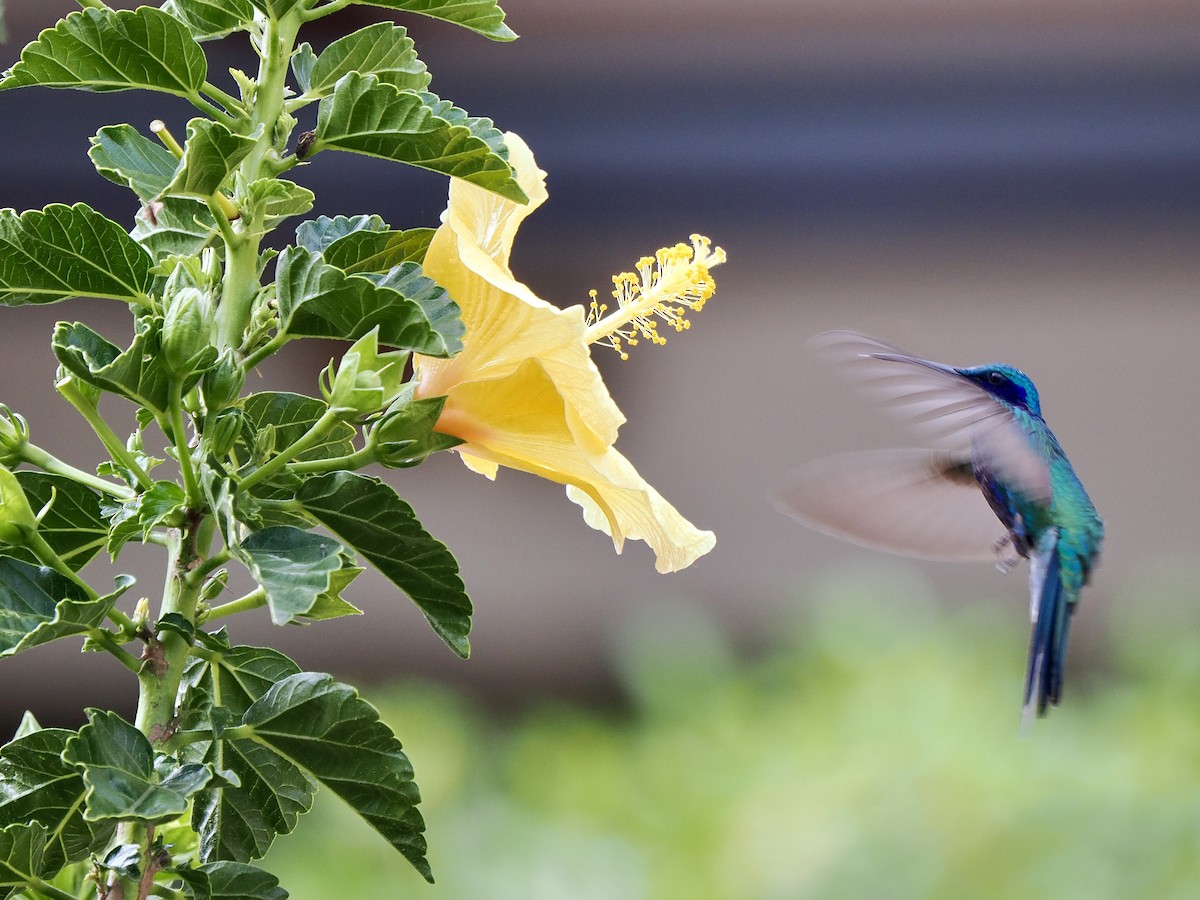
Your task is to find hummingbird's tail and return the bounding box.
[1023,533,1072,720]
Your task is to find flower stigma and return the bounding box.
[584,234,725,360]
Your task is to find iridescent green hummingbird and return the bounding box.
[776,331,1104,720]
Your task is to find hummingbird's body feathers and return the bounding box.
[775,449,1006,562]
[780,331,1104,720]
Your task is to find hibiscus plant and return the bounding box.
[0,2,722,897]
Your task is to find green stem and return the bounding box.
[24,880,77,900]
[188,549,232,586]
[16,442,135,500]
[287,445,375,475]
[238,408,341,492]
[202,587,267,623]
[241,330,289,371]
[187,91,237,127]
[88,630,142,674]
[303,0,352,20]
[25,532,98,600]
[168,381,202,507]
[55,381,154,492]
[200,82,247,118]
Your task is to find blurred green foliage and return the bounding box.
[264,564,1200,899]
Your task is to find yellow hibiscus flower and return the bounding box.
[414,133,723,573]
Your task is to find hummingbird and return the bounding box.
[776,331,1104,720]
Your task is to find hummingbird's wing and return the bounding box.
[813,331,1052,503]
[774,449,1009,562]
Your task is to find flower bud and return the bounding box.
[367,388,462,468]
[0,467,38,546]
[323,329,408,417]
[0,406,30,468]
[162,288,213,376]
[201,350,245,413]
[204,408,245,459]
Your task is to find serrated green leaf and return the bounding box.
[132,197,219,261]
[243,178,315,227]
[13,472,106,571]
[105,481,186,556]
[311,73,526,203]
[179,641,312,862]
[0,559,120,659]
[0,204,153,306]
[295,214,387,253]
[239,393,355,465]
[239,673,431,881]
[323,227,434,274]
[0,822,49,896]
[348,0,517,41]
[301,565,364,621]
[297,472,471,658]
[237,526,348,625]
[175,861,289,900]
[62,710,212,824]
[276,246,463,355]
[0,7,207,97]
[0,728,112,874]
[162,0,256,41]
[89,125,179,203]
[53,320,173,414]
[295,23,429,99]
[163,119,257,200]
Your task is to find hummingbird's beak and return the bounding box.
[867,352,961,377]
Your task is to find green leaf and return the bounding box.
[13,472,106,571]
[240,393,356,465]
[276,246,464,355]
[311,73,527,203]
[0,728,112,873]
[246,0,306,17]
[237,526,348,625]
[297,472,472,658]
[0,7,207,97]
[132,197,219,261]
[243,179,315,227]
[175,861,289,900]
[0,558,118,659]
[62,710,212,824]
[162,0,256,41]
[53,320,176,414]
[239,673,431,881]
[105,480,186,556]
[89,124,179,203]
[295,214,387,254]
[180,640,312,862]
[347,0,517,41]
[301,566,364,621]
[0,204,154,306]
[0,823,49,896]
[323,227,434,274]
[162,119,258,200]
[294,23,429,99]
[13,713,41,741]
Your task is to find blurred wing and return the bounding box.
[774,449,1008,562]
[812,331,1052,502]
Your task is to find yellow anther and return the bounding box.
[583,234,725,358]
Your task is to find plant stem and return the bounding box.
[25,532,97,600]
[168,381,202,507]
[287,445,375,475]
[25,880,77,900]
[241,330,289,370]
[202,587,267,623]
[55,381,155,492]
[17,442,135,500]
[238,408,341,492]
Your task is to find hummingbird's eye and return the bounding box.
[987,371,1005,385]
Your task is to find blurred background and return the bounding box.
[1,1,1199,896]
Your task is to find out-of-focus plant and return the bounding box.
[0,3,721,897]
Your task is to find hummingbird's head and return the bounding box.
[958,364,1042,417]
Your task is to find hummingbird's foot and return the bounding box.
[993,534,1020,574]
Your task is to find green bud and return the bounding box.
[201,350,245,412]
[162,287,213,376]
[204,408,245,459]
[323,329,409,417]
[367,387,462,468]
[0,405,30,468]
[0,467,38,546]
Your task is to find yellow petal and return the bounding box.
[439,357,714,573]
